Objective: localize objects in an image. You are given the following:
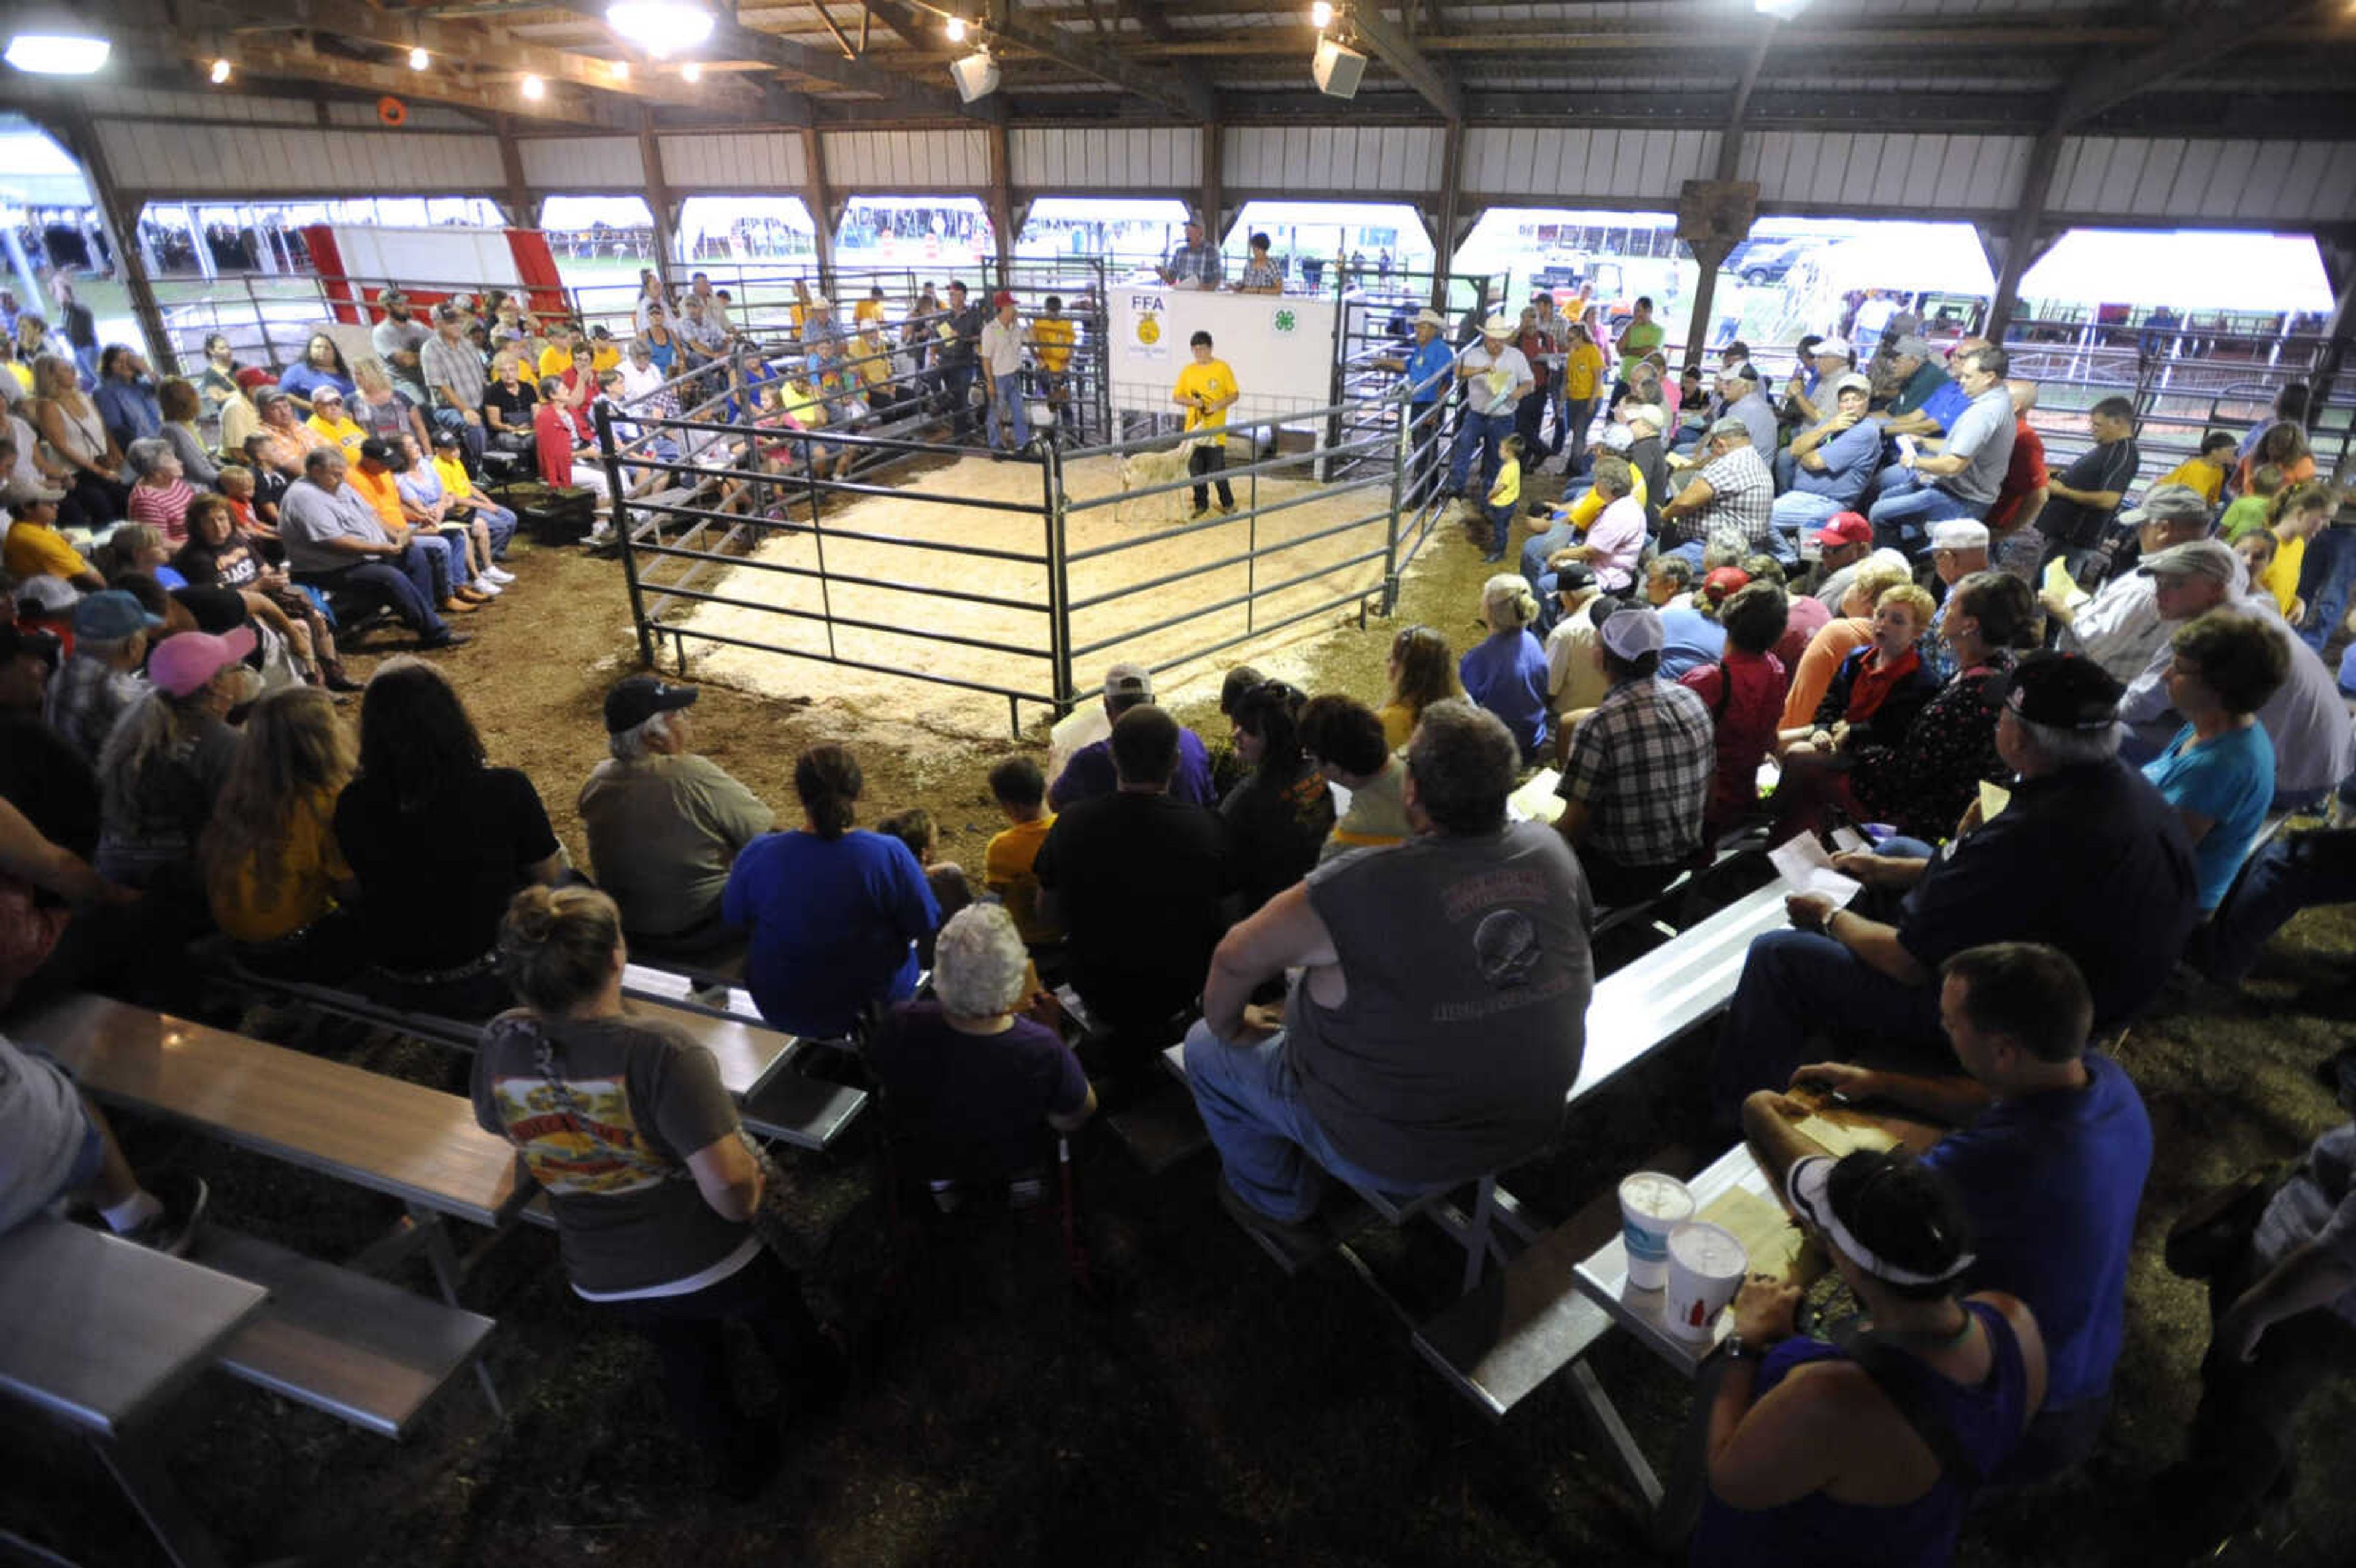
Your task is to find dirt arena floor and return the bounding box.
[11,466,2356,1568]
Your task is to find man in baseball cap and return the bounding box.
[1552,604,1715,907]
[1047,659,1215,809]
[1772,369,1883,557]
[580,674,774,955]
[2047,483,2217,681]
[1715,643,2198,1134]
[2119,537,2356,805]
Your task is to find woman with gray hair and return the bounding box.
[123,435,196,542]
[866,902,1094,1210]
[1458,572,1551,763]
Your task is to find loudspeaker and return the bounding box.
[1312,37,1366,98]
[949,51,1000,103]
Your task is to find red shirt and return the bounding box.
[1679,647,1787,831]
[1774,594,1832,689]
[1986,416,2046,533]
[533,402,574,487]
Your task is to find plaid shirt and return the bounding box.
[1165,240,1224,287]
[1665,444,1774,549]
[1555,676,1715,868]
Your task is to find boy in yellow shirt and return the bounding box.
[1031,293,1078,441]
[1172,331,1238,518]
[2158,431,2237,507]
[982,755,1062,946]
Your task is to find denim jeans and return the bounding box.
[1868,478,1982,555]
[1523,521,1576,597]
[1712,928,1947,1127]
[988,371,1030,449]
[2199,828,2356,984]
[1183,1020,1435,1224]
[1770,490,1845,561]
[1561,396,1596,467]
[2295,526,2356,655]
[478,504,518,557]
[1449,408,1514,496]
[295,547,451,640]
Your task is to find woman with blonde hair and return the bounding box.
[1459,572,1552,763]
[31,352,129,527]
[201,685,363,977]
[1378,623,1465,750]
[154,377,220,488]
[474,882,843,1498]
[349,355,433,453]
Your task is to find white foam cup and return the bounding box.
[1664,1221,1749,1340]
[1617,1172,1696,1291]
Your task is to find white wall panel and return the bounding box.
[1224,126,1446,192]
[1738,132,2030,213]
[658,131,808,190]
[818,129,988,189]
[2049,137,2356,223]
[82,87,316,125]
[1009,126,1199,190]
[93,121,504,194]
[1463,126,1717,201]
[520,136,645,190]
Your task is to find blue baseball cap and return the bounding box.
[72,588,166,640]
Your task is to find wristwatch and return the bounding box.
[1720,1333,1758,1365]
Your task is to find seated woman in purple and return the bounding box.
[1691,1148,2047,1568]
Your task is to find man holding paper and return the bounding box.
[1742,940,2152,1483]
[1445,315,1533,509]
[2043,483,2213,682]
[1713,652,2196,1127]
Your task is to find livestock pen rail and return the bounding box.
[596,370,1449,737]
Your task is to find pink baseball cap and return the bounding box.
[148,626,256,698]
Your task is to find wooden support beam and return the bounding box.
[198,36,601,123]
[1200,120,1223,246]
[982,0,1214,118]
[2052,0,2335,129]
[1715,26,1777,182]
[1984,126,2065,342]
[1345,4,1462,120]
[985,119,1015,277]
[639,112,678,292]
[1430,116,1464,310]
[495,115,539,228]
[802,126,839,288]
[194,0,754,113]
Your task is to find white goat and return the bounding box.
[1116,436,1207,525]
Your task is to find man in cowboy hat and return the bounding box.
[1446,312,1533,509]
[1375,307,1459,505]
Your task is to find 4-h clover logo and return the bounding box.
[1272,307,1298,334]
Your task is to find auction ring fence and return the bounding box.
[598,358,1454,738]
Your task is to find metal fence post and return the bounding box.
[1382,386,1407,615]
[598,402,657,670]
[1042,437,1075,724]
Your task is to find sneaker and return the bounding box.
[483,566,517,585]
[469,577,503,596]
[122,1172,209,1258]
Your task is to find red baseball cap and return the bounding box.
[1703,566,1750,600]
[992,290,1017,307]
[1814,512,1872,547]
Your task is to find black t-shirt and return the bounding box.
[1220,762,1337,915]
[1897,759,2196,1025]
[482,380,539,432]
[174,533,263,590]
[1031,791,1234,1028]
[0,710,100,859]
[333,765,560,972]
[2035,437,2141,549]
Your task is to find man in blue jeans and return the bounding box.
[277,447,469,650]
[1865,344,2015,558]
[1183,700,1591,1234]
[976,290,1030,458]
[1446,314,1533,507]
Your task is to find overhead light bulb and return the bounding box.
[3,31,112,74]
[945,15,968,42]
[520,72,546,99]
[1311,2,1333,28]
[1753,0,1809,17]
[610,59,629,80]
[210,56,231,85]
[606,2,716,56]
[681,60,702,82]
[409,45,429,69]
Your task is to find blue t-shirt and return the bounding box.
[1656,605,1728,680]
[275,362,356,405]
[1050,726,1217,810]
[1917,377,1968,434]
[2337,640,2356,697]
[1404,339,1457,404]
[722,828,939,1039]
[1790,419,1881,507]
[2142,723,2275,911]
[1459,629,1550,760]
[1920,1053,2152,1409]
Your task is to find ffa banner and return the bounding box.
[1107,276,1341,422]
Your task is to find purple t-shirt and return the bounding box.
[1049,725,1216,809]
[864,1000,1089,1176]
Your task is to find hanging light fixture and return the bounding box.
[409,45,429,69]
[945,15,968,43]
[680,60,703,82]
[610,59,630,80]
[606,1,715,57]
[3,27,112,74]
[1310,2,1333,29]
[520,72,546,99]
[209,56,232,84]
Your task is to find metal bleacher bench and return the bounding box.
[222,960,867,1153]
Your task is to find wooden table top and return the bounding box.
[17,993,529,1228]
[0,1218,268,1439]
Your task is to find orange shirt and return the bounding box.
[347,463,408,533]
[1780,617,1874,731]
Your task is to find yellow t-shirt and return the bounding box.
[984,815,1061,943]
[209,789,352,943]
[306,413,367,454]
[853,298,885,325]
[1032,317,1076,374]
[1174,358,1235,447]
[2260,534,2306,617]
[1561,341,1606,401]
[2159,457,2225,507]
[1489,456,1521,510]
[432,455,479,505]
[3,520,91,582]
[537,345,576,381]
[3,360,30,394]
[1378,701,1417,753]
[782,385,826,430]
[591,345,621,374]
[1563,464,1648,531]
